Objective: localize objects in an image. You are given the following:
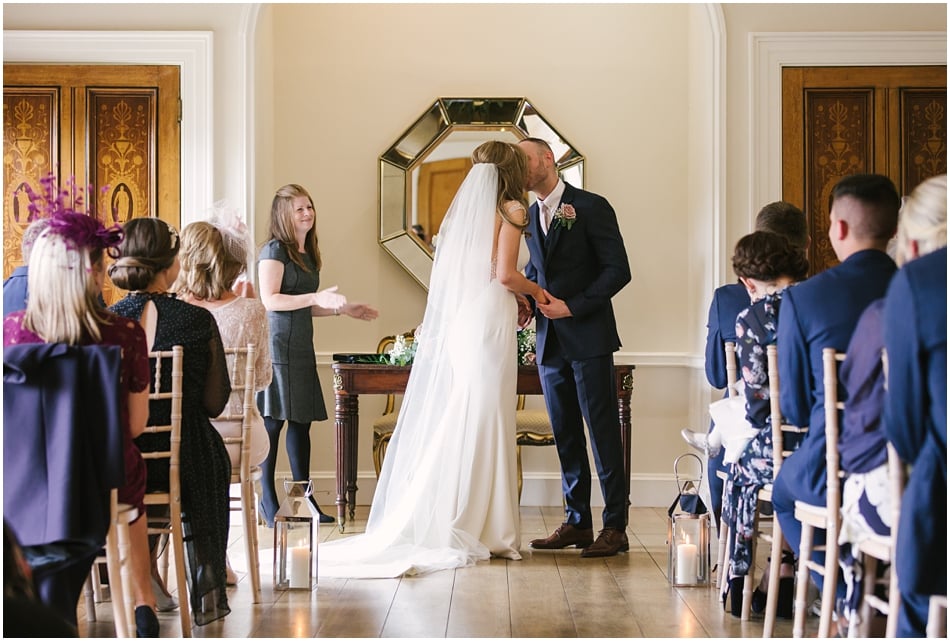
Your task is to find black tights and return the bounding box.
[260,417,312,519]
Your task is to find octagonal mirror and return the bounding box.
[379,97,584,289]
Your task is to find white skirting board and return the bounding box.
[294,473,683,509]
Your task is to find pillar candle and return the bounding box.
[676,542,698,582]
[288,545,311,589]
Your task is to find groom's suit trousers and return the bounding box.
[538,328,627,530]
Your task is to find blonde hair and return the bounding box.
[267,184,322,271]
[896,174,947,266]
[23,230,107,343]
[176,221,245,300]
[471,141,529,229]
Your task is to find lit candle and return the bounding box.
[288,545,311,589]
[676,534,698,583]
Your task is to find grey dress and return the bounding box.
[257,239,328,423]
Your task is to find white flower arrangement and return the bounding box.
[387,332,417,366]
[517,327,537,366]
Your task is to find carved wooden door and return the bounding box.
[782,65,946,276]
[3,64,180,303]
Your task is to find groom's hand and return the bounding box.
[538,291,572,319]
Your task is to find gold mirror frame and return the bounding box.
[378,97,584,289]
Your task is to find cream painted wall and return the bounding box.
[256,3,696,505]
[4,3,944,507]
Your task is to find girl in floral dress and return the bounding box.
[721,231,808,617]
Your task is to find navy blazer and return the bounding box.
[3,343,125,549]
[838,299,888,474]
[524,182,630,363]
[778,249,897,434]
[704,282,749,389]
[883,246,946,596]
[2,266,29,315]
[776,249,896,498]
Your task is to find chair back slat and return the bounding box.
[142,344,191,636]
[725,341,739,398]
[217,344,257,478]
[822,348,845,513]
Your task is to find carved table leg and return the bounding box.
[334,393,358,532]
[617,371,635,526]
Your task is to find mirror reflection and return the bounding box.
[379,98,584,289]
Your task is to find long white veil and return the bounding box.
[319,162,512,577]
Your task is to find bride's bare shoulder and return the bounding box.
[500,200,527,227]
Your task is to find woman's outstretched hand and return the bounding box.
[313,286,347,310]
[341,303,379,321]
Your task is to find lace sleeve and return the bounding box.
[250,301,273,390]
[203,318,231,417]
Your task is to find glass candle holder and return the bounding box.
[274,479,315,590]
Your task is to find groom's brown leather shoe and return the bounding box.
[529,523,594,549]
[580,528,629,558]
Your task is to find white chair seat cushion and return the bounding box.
[793,499,828,526]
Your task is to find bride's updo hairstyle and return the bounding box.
[471,140,529,229]
[108,217,181,291]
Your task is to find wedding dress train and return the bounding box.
[319,162,522,578]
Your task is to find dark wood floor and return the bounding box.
[78,505,821,638]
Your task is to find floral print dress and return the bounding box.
[721,290,799,577]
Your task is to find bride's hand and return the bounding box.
[516,294,532,328]
[532,287,549,306]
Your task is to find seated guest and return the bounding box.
[3,205,160,635]
[720,231,808,618]
[174,219,273,585]
[772,174,899,602]
[882,175,947,637]
[837,174,947,629]
[108,218,233,626]
[688,201,809,530]
[2,216,50,314]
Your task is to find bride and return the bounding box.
[319,140,548,578]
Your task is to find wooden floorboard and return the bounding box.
[74,505,822,638]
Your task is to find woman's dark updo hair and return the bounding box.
[108,217,181,291]
[732,231,808,282]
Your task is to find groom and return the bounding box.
[518,138,632,558]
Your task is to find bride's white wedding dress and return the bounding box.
[319,163,523,578]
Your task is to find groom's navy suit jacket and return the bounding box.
[524,182,630,363]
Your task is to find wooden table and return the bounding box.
[331,362,635,531]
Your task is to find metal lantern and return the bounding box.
[667,453,711,587]
[274,479,317,590]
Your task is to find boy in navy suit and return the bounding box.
[685,201,808,531]
[518,137,632,558]
[772,174,899,603]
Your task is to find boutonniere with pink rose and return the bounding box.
[552,203,577,231]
